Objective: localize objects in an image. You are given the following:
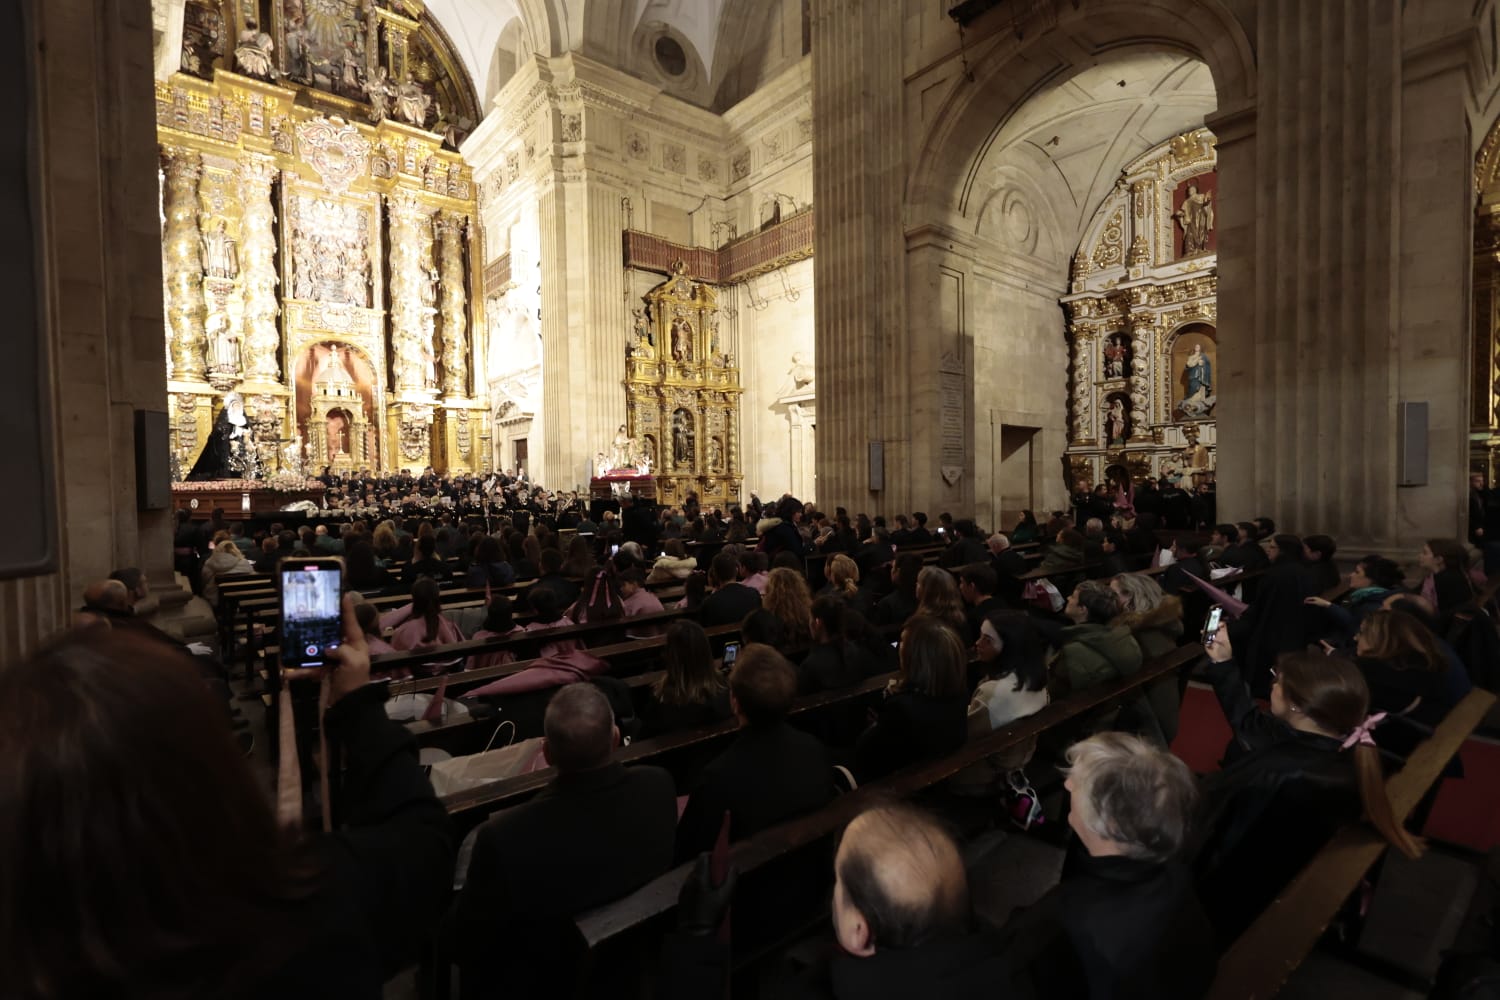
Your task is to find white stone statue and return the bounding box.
[394,74,432,128]
[201,219,239,279]
[234,30,275,79]
[364,66,395,123]
[210,317,241,371]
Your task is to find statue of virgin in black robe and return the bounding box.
[187,392,256,480]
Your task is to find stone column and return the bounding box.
[1212,0,1475,549]
[436,210,469,397]
[162,146,206,381]
[811,0,907,511]
[238,155,281,383]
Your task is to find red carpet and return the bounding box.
[1171,684,1500,852]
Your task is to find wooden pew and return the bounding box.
[438,671,898,837]
[1205,686,1497,1000]
[569,643,1205,953]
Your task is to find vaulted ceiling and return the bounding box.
[424,0,792,112]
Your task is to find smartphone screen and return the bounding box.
[280,560,343,669]
[722,642,739,669]
[1202,604,1223,646]
[609,544,620,557]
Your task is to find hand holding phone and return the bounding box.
[722,642,740,669]
[279,557,344,672]
[326,593,372,704]
[1201,604,1223,647]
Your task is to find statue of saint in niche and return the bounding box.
[670,316,693,362]
[1104,397,1130,447]
[1177,343,1215,419]
[1176,182,1215,255]
[201,219,240,279]
[672,408,694,465]
[1103,335,1130,379]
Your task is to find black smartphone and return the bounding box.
[279,557,344,670]
[1202,604,1224,647]
[722,642,740,669]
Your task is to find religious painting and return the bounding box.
[1102,392,1132,447]
[1103,333,1131,379]
[180,0,226,78]
[1172,171,1217,258]
[1170,324,1217,421]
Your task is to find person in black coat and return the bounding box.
[675,644,832,861]
[1003,732,1214,999]
[987,532,1032,605]
[1225,534,1319,696]
[0,597,454,1000]
[699,550,763,626]
[1194,631,1423,946]
[958,563,1003,642]
[619,493,660,551]
[937,519,989,569]
[854,616,969,782]
[1221,522,1270,572]
[1159,535,1209,595]
[451,683,678,999]
[874,552,922,626]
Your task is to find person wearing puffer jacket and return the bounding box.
[200,529,254,606]
[756,503,805,559]
[1109,574,1185,744]
[647,539,699,584]
[1053,581,1142,696]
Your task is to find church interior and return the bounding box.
[6,0,1500,997]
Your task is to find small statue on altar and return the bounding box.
[364,65,395,123]
[200,219,239,279]
[670,316,693,362]
[631,307,653,356]
[209,317,241,373]
[394,73,432,128]
[234,30,276,79]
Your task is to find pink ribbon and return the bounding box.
[1339,712,1387,751]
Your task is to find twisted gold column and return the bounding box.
[162,148,206,380]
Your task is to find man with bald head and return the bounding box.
[663,800,1023,999]
[452,682,677,998]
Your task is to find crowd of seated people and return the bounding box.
[22,484,1500,999]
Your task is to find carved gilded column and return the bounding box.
[238,156,281,382]
[162,148,207,380]
[386,190,433,395]
[1068,325,1095,444]
[436,211,469,397]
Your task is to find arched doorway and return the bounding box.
[293,341,381,471]
[908,41,1225,531]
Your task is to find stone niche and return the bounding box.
[1060,128,1219,492]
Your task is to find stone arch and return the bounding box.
[485,17,532,106]
[906,0,1254,222]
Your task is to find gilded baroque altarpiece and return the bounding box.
[160,0,488,477]
[1060,128,1219,491]
[626,265,743,508]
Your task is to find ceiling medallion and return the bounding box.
[295,117,371,195]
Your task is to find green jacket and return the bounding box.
[1054,622,1143,695]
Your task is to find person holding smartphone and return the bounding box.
[0,595,454,998]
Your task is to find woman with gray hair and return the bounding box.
[1109,572,1186,744]
[1005,732,1215,999]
